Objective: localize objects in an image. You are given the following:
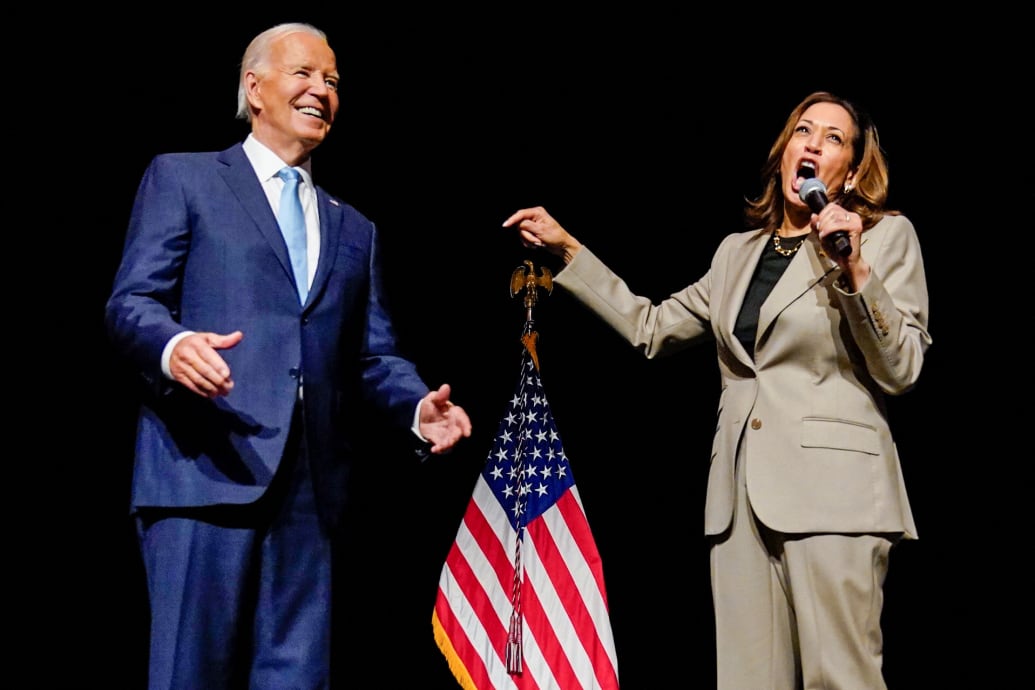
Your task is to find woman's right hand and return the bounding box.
[502,206,582,263]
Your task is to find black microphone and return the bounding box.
[798,177,851,257]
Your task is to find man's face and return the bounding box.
[247,31,340,160]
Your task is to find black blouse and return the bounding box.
[733,233,806,359]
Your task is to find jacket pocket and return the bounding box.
[800,416,879,455]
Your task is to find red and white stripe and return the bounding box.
[433,474,620,690]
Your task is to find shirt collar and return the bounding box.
[243,133,314,187]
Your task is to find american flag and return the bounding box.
[432,347,620,689]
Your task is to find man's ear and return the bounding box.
[244,71,263,113]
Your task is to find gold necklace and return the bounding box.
[772,232,806,257]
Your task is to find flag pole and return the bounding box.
[504,259,554,673]
[509,259,553,371]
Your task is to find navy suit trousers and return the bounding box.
[136,406,333,690]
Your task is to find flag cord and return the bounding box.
[506,352,533,674]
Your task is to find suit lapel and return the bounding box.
[757,236,838,341]
[719,231,767,366]
[216,145,296,283]
[308,190,342,306]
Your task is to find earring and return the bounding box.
[844,182,854,193]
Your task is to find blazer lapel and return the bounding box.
[719,231,768,367]
[757,236,838,340]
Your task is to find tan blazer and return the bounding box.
[554,215,931,538]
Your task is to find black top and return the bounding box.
[733,233,806,359]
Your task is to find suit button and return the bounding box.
[751,418,762,430]
[289,367,301,379]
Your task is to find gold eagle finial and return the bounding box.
[509,260,553,369]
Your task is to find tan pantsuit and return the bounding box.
[553,215,930,689]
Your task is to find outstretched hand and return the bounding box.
[418,383,473,454]
[502,206,582,262]
[169,330,244,398]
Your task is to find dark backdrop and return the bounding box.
[33,9,1021,689]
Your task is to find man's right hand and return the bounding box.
[169,331,244,398]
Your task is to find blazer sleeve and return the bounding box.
[554,245,713,358]
[834,214,932,395]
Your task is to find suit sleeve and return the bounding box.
[834,215,932,395]
[554,244,714,359]
[355,221,430,429]
[105,155,192,395]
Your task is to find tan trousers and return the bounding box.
[709,438,893,690]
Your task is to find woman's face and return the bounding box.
[781,101,857,210]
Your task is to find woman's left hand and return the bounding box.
[814,205,870,290]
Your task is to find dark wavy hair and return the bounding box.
[744,91,897,234]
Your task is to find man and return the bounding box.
[105,23,472,689]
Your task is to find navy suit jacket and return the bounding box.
[106,142,429,530]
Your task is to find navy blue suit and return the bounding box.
[106,142,430,688]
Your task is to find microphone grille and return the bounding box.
[798,177,827,202]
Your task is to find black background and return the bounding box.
[31,8,1022,689]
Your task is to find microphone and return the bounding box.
[798,177,851,257]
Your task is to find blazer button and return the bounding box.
[289,367,301,379]
[750,418,762,430]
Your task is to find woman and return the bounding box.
[502,91,931,689]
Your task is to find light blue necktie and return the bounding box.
[276,167,308,303]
